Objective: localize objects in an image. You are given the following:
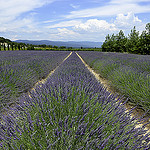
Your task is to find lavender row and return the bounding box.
[0,51,70,110]
[0,52,149,149]
[78,51,150,111]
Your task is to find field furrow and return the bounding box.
[0,52,150,149]
[78,51,150,113]
[0,51,70,111]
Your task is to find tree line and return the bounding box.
[102,23,150,55]
[0,37,35,51]
[0,37,101,51]
[0,38,77,51]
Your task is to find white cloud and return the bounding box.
[66,0,150,19]
[0,0,57,39]
[70,19,118,41]
[0,0,46,20]
[5,12,145,42]
[110,0,150,4]
[114,12,146,34]
[0,0,148,42]
[46,20,82,28]
[70,4,80,9]
[74,19,117,33]
[70,12,145,41]
[115,12,142,28]
[56,28,80,41]
[0,0,55,27]
[44,19,119,41]
[0,15,38,33]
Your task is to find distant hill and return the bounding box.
[15,40,102,48]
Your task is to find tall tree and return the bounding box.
[102,34,112,52]
[7,43,10,50]
[3,43,6,51]
[125,26,139,54]
[11,43,14,51]
[145,23,150,35]
[139,23,150,54]
[18,43,21,50]
[0,37,5,43]
[14,43,17,50]
[115,30,127,52]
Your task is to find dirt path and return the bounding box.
[30,52,72,91]
[0,52,73,118]
[76,52,150,134]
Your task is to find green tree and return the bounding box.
[60,46,66,49]
[115,30,127,52]
[7,43,10,50]
[53,45,58,49]
[139,23,150,54]
[110,34,117,52]
[3,43,6,51]
[27,44,34,50]
[23,43,26,50]
[14,43,17,50]
[145,23,150,35]
[145,23,150,54]
[39,44,47,48]
[11,43,14,51]
[0,37,5,43]
[18,43,21,50]
[48,45,53,48]
[102,24,150,55]
[102,34,112,52]
[102,31,127,53]
[125,26,139,54]
[68,47,73,51]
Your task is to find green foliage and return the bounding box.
[102,31,127,53]
[27,44,35,50]
[109,69,150,110]
[125,26,139,54]
[102,23,150,55]
[0,37,11,43]
[0,37,34,51]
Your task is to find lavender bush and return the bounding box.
[0,52,149,149]
[78,51,150,111]
[0,51,70,110]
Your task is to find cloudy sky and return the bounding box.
[0,0,150,42]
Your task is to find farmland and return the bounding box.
[0,51,150,149]
[78,51,150,112]
[0,51,70,110]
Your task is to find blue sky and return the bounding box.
[0,0,150,42]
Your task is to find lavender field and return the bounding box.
[78,51,150,112]
[0,51,150,149]
[0,51,70,110]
